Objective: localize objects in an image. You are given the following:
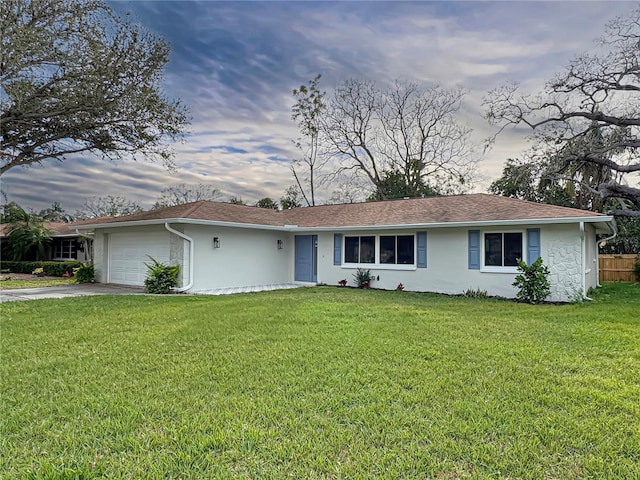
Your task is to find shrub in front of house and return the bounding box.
[74,264,95,283]
[353,268,373,289]
[463,287,488,298]
[0,260,84,277]
[144,256,180,294]
[513,258,551,304]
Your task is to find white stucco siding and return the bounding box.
[584,223,598,292]
[316,228,520,298]
[184,225,291,291]
[317,224,590,302]
[93,230,108,283]
[541,224,583,302]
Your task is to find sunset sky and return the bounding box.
[1,1,632,212]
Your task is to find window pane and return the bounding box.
[397,235,414,264]
[345,237,359,263]
[380,236,395,264]
[504,233,522,267]
[360,236,375,263]
[485,233,502,266]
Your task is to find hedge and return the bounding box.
[0,261,84,277]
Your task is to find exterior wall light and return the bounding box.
[277,239,284,250]
[213,237,220,248]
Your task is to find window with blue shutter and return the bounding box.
[527,228,540,265]
[333,233,342,265]
[417,231,427,268]
[468,230,480,270]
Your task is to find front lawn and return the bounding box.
[0,278,76,289]
[1,283,639,478]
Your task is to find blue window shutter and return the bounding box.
[527,228,540,265]
[468,230,480,270]
[333,233,342,265]
[417,232,427,268]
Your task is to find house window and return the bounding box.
[484,232,522,267]
[344,236,375,263]
[380,235,414,265]
[54,240,76,260]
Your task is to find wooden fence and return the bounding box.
[599,254,638,282]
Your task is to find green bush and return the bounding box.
[144,256,180,294]
[513,257,551,304]
[353,268,373,289]
[634,254,640,282]
[0,260,83,277]
[463,287,489,298]
[74,264,95,283]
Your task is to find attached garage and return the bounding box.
[108,232,170,286]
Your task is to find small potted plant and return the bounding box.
[396,283,404,291]
[338,279,347,287]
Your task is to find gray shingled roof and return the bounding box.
[73,194,611,230]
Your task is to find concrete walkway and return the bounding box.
[192,283,303,296]
[0,284,145,302]
[0,283,304,302]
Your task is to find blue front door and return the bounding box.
[295,235,317,282]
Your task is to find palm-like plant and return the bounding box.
[4,207,52,261]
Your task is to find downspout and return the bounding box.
[580,222,593,301]
[596,220,618,287]
[164,223,194,292]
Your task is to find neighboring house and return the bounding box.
[75,194,616,302]
[0,222,92,263]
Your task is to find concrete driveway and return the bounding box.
[0,283,145,302]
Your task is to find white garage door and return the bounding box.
[109,232,170,286]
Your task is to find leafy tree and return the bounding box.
[291,74,327,206]
[75,195,143,219]
[320,78,477,200]
[255,197,279,210]
[489,158,539,202]
[1,201,26,223]
[280,186,302,210]
[599,217,640,254]
[484,8,640,217]
[0,0,189,175]
[228,196,247,205]
[367,166,440,201]
[3,206,52,260]
[38,201,74,223]
[153,183,220,209]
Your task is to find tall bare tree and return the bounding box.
[484,7,640,217]
[321,79,477,200]
[0,0,189,175]
[75,196,143,219]
[291,75,327,206]
[153,183,221,209]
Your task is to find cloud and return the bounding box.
[4,1,634,211]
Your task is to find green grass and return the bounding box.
[1,283,639,479]
[0,278,76,289]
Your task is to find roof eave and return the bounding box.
[74,214,614,232]
[74,218,286,231]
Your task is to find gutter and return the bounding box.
[164,223,194,293]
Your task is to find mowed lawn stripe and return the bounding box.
[1,284,639,478]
